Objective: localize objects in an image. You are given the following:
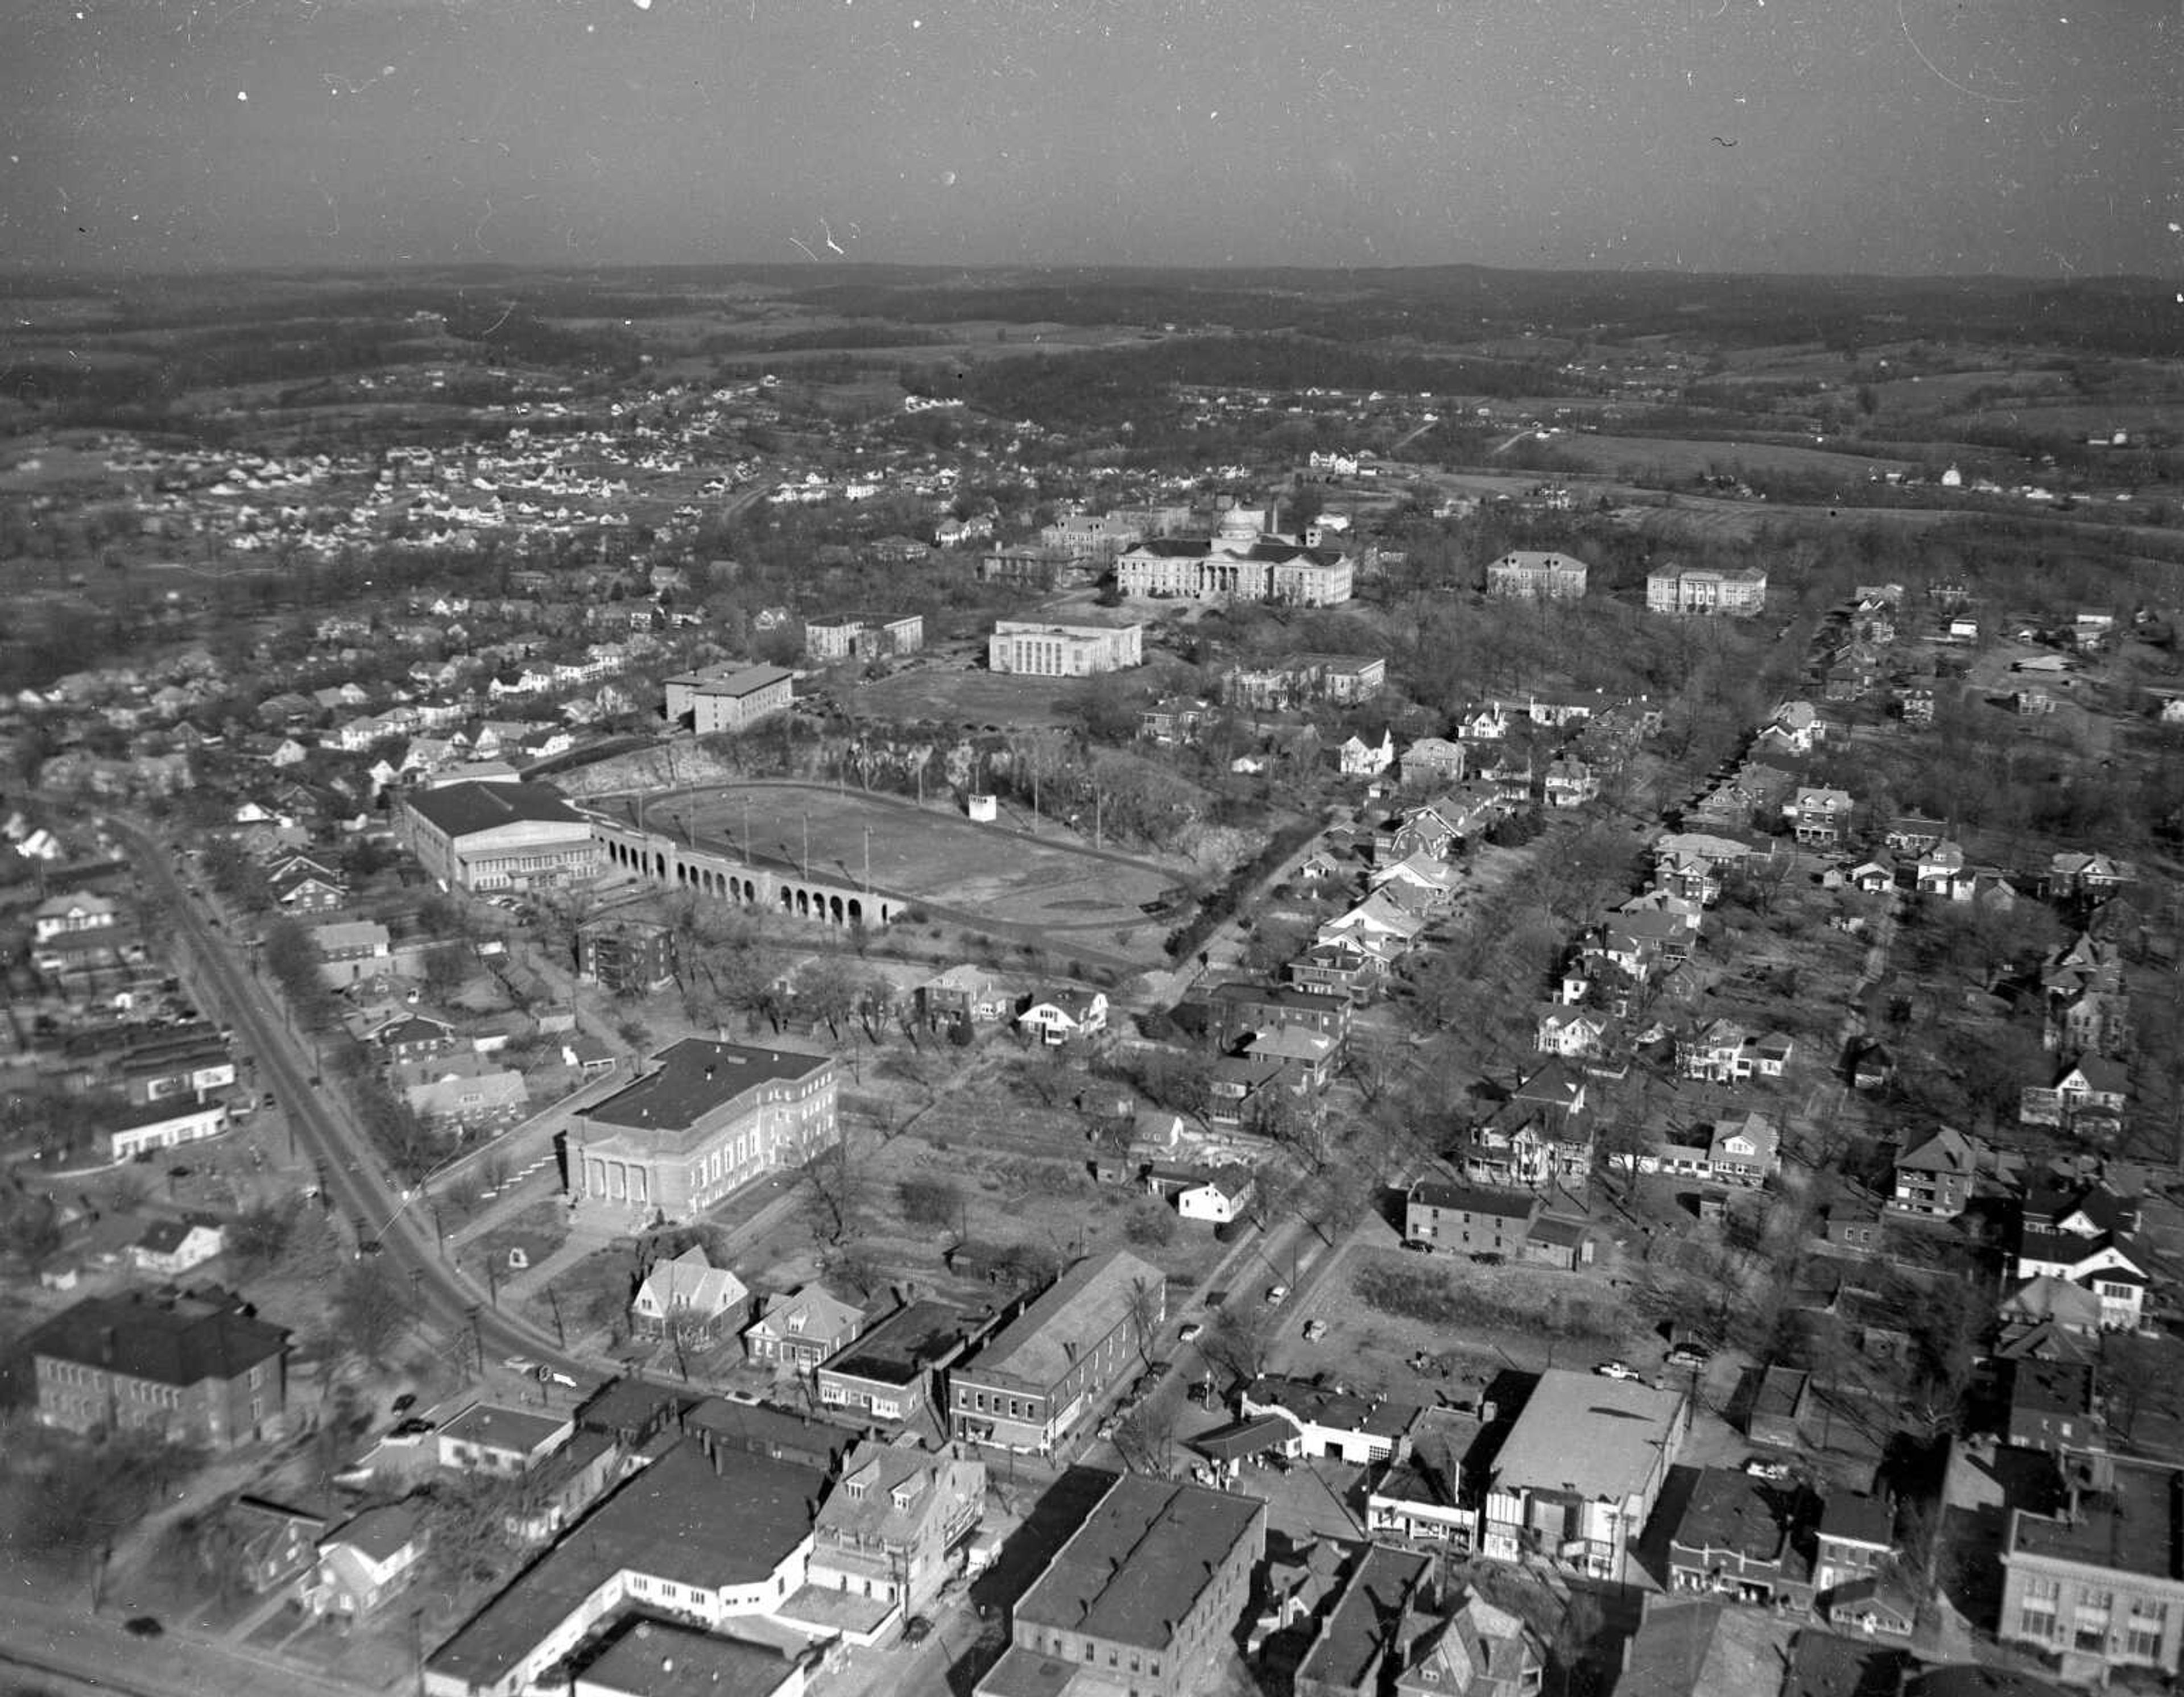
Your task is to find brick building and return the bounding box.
[26,1287,289,1449]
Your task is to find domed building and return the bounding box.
[1114,502,1356,606]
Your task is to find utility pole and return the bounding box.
[863,826,871,891]
[802,812,810,880]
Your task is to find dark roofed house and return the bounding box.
[817,1298,982,1427]
[1294,1543,1437,1697]
[1404,1179,1537,1259]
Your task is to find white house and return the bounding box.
[130,1215,226,1276]
[630,1245,749,1339]
[1016,989,1107,1046]
[1176,1169,1255,1225]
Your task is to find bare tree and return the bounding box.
[796,1139,864,1248]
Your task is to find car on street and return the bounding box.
[124,1617,163,1640]
[355,1238,383,1256]
[1667,1345,1713,1369]
[547,1370,578,1389]
[502,1356,538,1373]
[1594,1360,1639,1381]
[1177,1321,1203,1343]
[391,1392,417,1414]
[1745,1458,1792,1482]
[901,1616,933,1646]
[392,1417,436,1438]
[1264,1283,1290,1307]
[1302,1318,1327,1341]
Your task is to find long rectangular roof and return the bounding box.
[1490,1368,1684,1503]
[958,1249,1164,1393]
[26,1290,288,1386]
[406,779,586,839]
[585,1038,831,1133]
[1014,1475,1263,1649]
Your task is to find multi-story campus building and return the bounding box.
[1644,565,1769,617]
[987,620,1144,677]
[1114,507,1354,606]
[574,916,676,995]
[402,780,603,892]
[26,1288,290,1450]
[663,662,795,734]
[1486,550,1590,601]
[949,1249,1164,1454]
[805,614,924,663]
[977,1475,1265,1697]
[566,1040,837,1227]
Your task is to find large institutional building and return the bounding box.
[1114,507,1355,606]
[1487,549,1590,601]
[987,619,1144,677]
[402,779,603,893]
[1645,564,1769,617]
[27,1288,290,1450]
[566,1039,838,1227]
[664,663,796,734]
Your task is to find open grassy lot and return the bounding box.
[847,667,1085,730]
[1548,432,1916,482]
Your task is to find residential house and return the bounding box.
[1534,1006,1612,1061]
[227,1496,328,1594]
[2044,852,2137,903]
[1395,1592,1546,1697]
[806,1441,986,1625]
[2020,1057,2129,1136]
[1814,1495,1898,1600]
[1401,737,1469,788]
[1677,1020,1793,1085]
[630,1245,749,1340]
[1295,1544,1438,1697]
[919,964,1010,1026]
[1289,937,1396,1003]
[1464,1062,1593,1193]
[1405,1180,1538,1258]
[1784,787,1855,847]
[1542,758,1598,809]
[1891,1127,1980,1219]
[1177,1169,1256,1225]
[1017,988,1108,1046]
[2007,1359,2103,1454]
[743,1286,865,1372]
[1339,730,1395,778]
[1756,700,1828,756]
[304,1503,428,1619]
[130,1215,226,1277]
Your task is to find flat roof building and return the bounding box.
[988,620,1144,678]
[976,1475,1265,1697]
[1484,1367,1689,1582]
[567,1039,837,1228]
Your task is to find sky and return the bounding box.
[0,0,2176,279]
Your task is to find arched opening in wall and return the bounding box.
[828,895,844,925]
[781,888,795,914]
[846,899,863,926]
[796,889,811,918]
[655,851,667,878]
[742,879,757,905]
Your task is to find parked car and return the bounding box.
[901,1616,933,1646]
[1264,1283,1290,1307]
[1667,1345,1712,1369]
[502,1356,537,1373]
[1745,1458,1792,1482]
[124,1617,163,1640]
[1177,1321,1203,1343]
[391,1392,417,1414]
[392,1417,436,1438]
[1302,1318,1327,1341]
[1594,1360,1639,1381]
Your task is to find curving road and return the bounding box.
[114,819,585,1380]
